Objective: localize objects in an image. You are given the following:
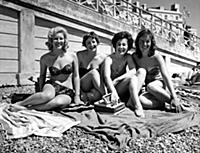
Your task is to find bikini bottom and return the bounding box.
[45,80,75,98]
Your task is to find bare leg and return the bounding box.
[29,94,72,111]
[126,68,146,117]
[128,76,145,117]
[139,92,165,109]
[146,80,171,103]
[81,69,105,102]
[15,84,55,107]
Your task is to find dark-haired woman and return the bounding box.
[132,29,183,115]
[102,31,146,117]
[77,32,107,104]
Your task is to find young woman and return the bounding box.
[77,32,107,103]
[102,31,146,117]
[132,29,183,114]
[14,26,83,111]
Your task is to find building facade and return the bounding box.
[0,0,200,85]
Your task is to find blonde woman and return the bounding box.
[14,26,83,111]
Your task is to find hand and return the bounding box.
[111,91,120,104]
[74,95,84,105]
[112,78,120,86]
[170,98,182,113]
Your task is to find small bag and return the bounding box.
[94,93,125,114]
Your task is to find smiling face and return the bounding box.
[139,34,152,56]
[85,37,98,52]
[52,32,66,50]
[116,38,128,55]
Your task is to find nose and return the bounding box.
[57,38,62,42]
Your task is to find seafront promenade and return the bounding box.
[0,0,199,85]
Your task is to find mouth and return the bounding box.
[55,43,63,48]
[89,46,96,51]
[118,49,126,53]
[143,46,149,50]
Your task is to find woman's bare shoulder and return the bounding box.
[104,54,113,62]
[77,49,87,56]
[132,52,137,59]
[66,51,77,59]
[154,53,164,61]
[40,52,52,60]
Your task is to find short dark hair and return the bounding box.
[82,31,100,47]
[135,29,157,58]
[111,31,133,51]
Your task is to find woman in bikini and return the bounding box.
[14,26,83,111]
[77,32,107,103]
[132,29,183,114]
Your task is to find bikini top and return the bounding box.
[49,64,73,76]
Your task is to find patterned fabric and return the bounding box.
[45,80,75,98]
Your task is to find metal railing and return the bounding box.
[69,0,200,61]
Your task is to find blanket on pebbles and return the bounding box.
[0,103,80,139]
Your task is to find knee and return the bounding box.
[90,69,100,78]
[40,91,55,101]
[129,76,138,86]
[55,96,71,108]
[137,68,146,78]
[146,83,157,92]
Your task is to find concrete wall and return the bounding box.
[0,0,197,85]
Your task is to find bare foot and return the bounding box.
[74,96,85,106]
[9,104,27,112]
[135,107,145,118]
[126,100,145,117]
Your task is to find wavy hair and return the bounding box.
[82,31,100,47]
[135,29,157,58]
[45,26,69,52]
[112,31,133,52]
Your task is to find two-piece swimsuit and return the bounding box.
[46,64,75,97]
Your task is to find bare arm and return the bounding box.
[103,56,119,101]
[156,54,177,100]
[72,53,83,104]
[39,56,47,91]
[113,55,136,83]
[156,54,183,112]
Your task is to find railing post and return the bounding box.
[150,14,153,31]
[96,0,99,12]
[113,0,116,17]
[138,9,142,29]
